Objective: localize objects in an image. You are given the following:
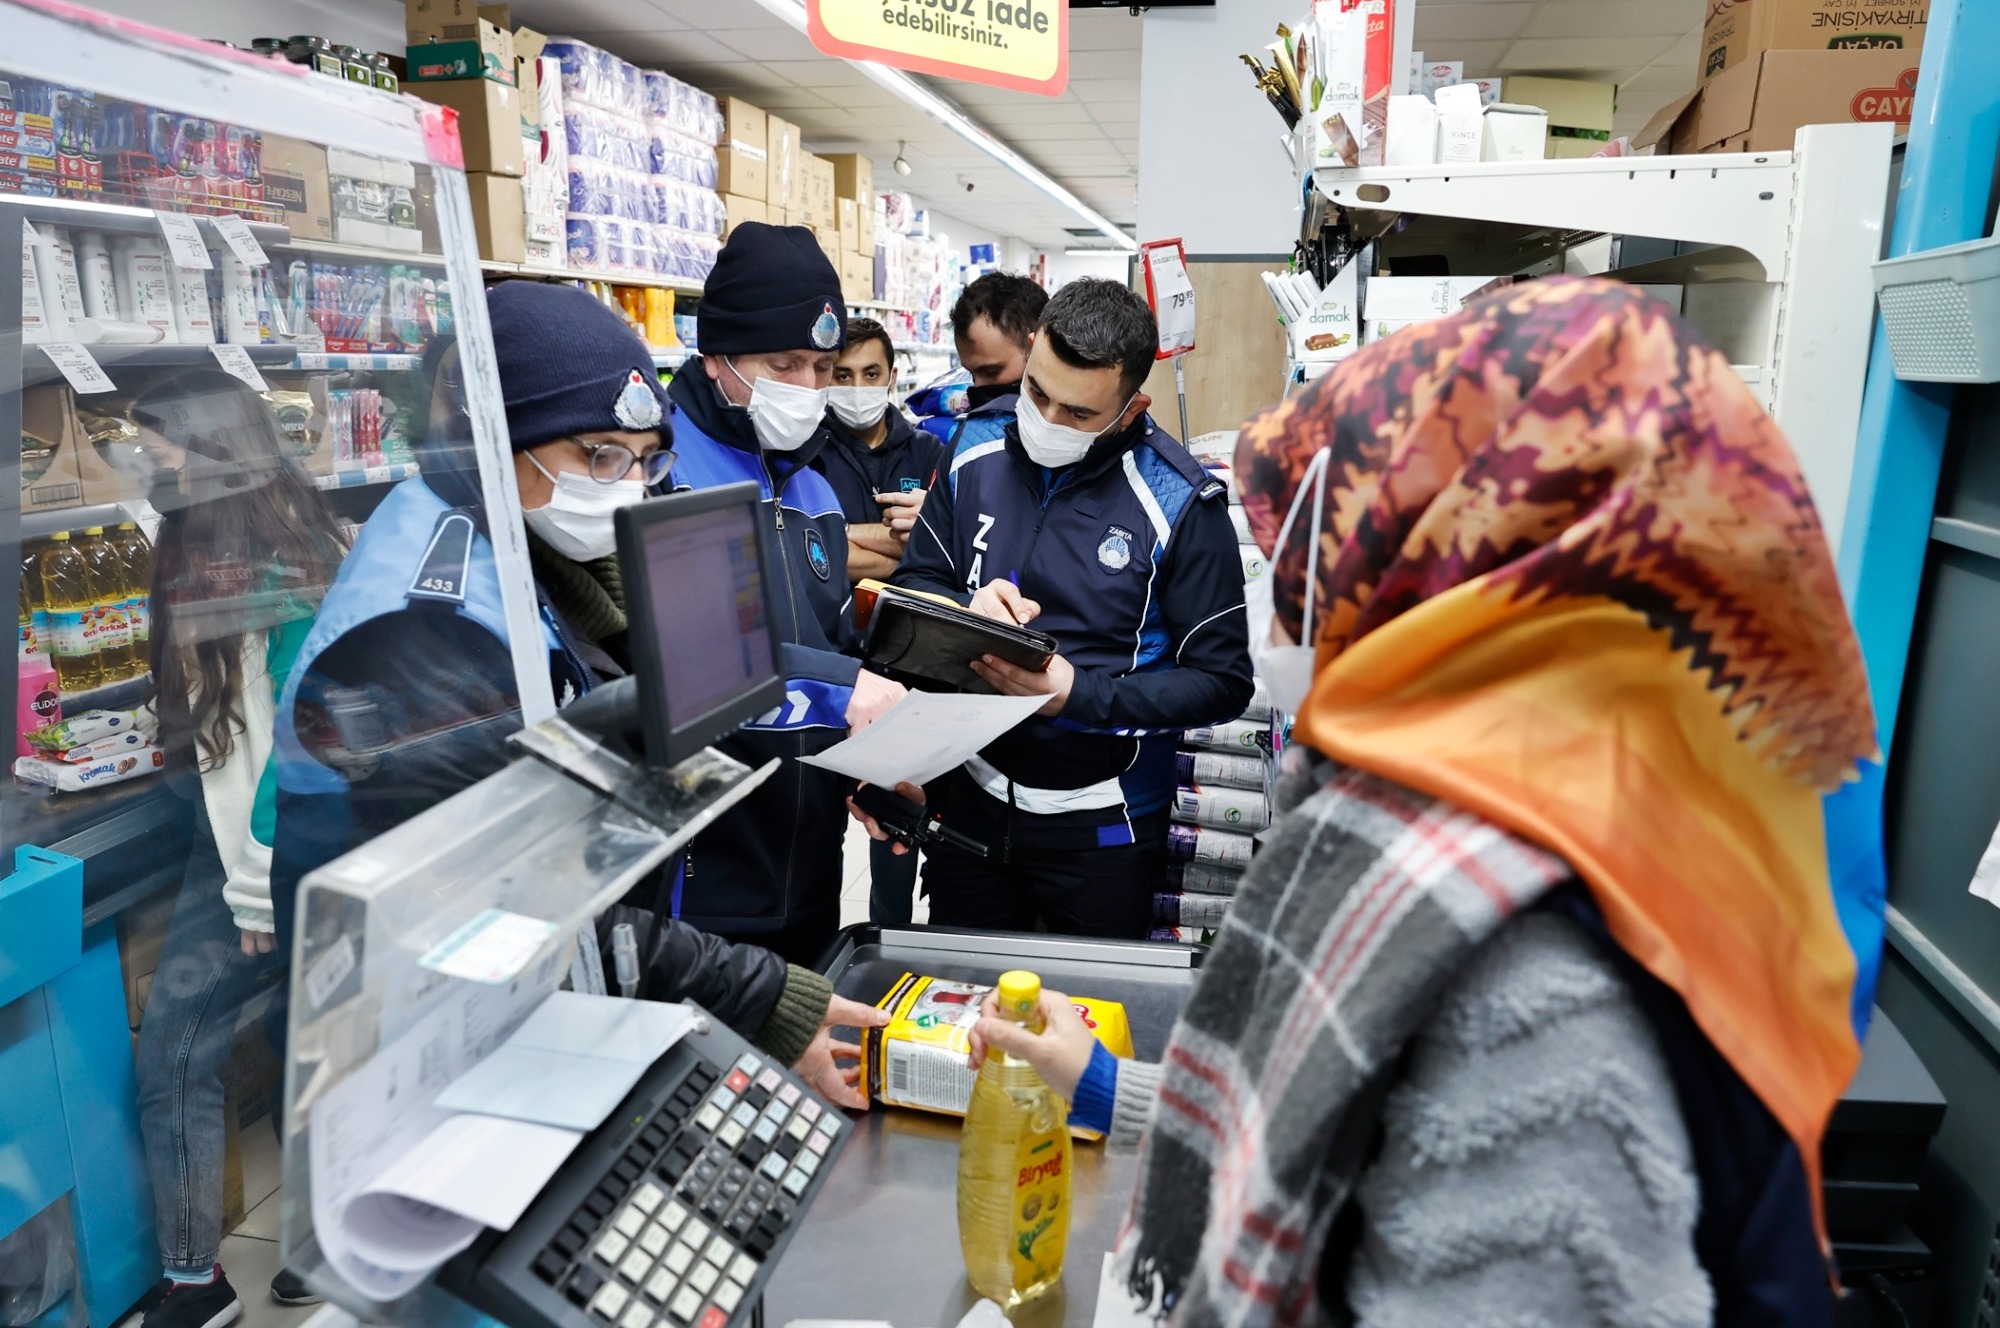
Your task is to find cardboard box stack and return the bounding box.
[1638,0,1925,154]
[824,153,879,304]
[406,0,528,261]
[537,35,725,281]
[717,97,769,237]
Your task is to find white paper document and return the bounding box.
[435,992,697,1129]
[309,989,695,1300]
[800,690,1047,788]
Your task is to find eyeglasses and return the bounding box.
[577,441,675,486]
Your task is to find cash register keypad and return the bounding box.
[529,1051,845,1326]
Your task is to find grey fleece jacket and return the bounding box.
[1109,912,1712,1328]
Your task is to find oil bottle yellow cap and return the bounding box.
[51,531,69,541]
[83,526,103,535]
[996,971,1041,1016]
[117,521,136,530]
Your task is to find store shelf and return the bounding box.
[852,299,923,315]
[22,341,295,387]
[1871,233,2000,383]
[273,236,445,267]
[652,348,690,369]
[289,352,423,372]
[313,461,420,490]
[1308,122,1895,553]
[892,342,952,355]
[21,501,142,541]
[480,259,705,294]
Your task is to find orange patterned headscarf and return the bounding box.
[1236,276,1883,1222]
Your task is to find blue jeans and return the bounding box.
[867,836,920,926]
[133,809,284,1274]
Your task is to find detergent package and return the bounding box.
[863,973,1135,1138]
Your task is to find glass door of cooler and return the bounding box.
[0,5,539,1323]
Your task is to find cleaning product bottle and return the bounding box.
[112,522,153,677]
[957,970,1073,1308]
[17,650,59,757]
[39,531,101,693]
[79,526,133,682]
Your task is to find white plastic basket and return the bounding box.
[1871,233,2000,383]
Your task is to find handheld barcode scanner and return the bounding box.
[852,783,990,859]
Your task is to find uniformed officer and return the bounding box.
[816,317,945,584]
[268,282,883,1098]
[892,278,1254,937]
[905,271,1048,458]
[665,224,906,962]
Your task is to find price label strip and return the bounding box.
[42,342,116,394]
[156,211,212,269]
[211,213,270,267]
[210,343,271,392]
[1142,240,1197,358]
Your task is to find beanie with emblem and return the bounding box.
[486,280,668,451]
[697,222,846,357]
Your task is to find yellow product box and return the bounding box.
[862,972,1134,1138]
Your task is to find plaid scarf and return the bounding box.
[1124,762,1571,1328]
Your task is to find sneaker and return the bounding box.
[140,1270,241,1328]
[268,1268,324,1307]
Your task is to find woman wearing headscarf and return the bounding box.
[966,277,1887,1326]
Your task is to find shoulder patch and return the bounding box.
[405,510,476,606]
[1198,478,1227,501]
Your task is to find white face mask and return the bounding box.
[1014,391,1133,468]
[1251,447,1332,719]
[728,357,829,452]
[522,451,646,562]
[828,384,891,430]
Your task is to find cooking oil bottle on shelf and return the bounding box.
[111,522,153,677]
[38,531,102,693]
[957,970,1072,1308]
[79,526,135,682]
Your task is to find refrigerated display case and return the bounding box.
[0,6,540,1322]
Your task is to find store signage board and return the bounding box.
[807,0,1069,97]
[1140,238,1196,358]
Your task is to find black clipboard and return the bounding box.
[862,591,1057,693]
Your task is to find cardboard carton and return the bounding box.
[802,155,837,230]
[857,201,878,256]
[467,171,526,264]
[810,225,840,267]
[260,134,334,242]
[765,116,800,209]
[721,191,767,239]
[1701,0,1926,83]
[837,198,860,251]
[841,249,874,304]
[1502,75,1614,157]
[1637,47,1919,154]
[406,0,516,84]
[20,386,83,514]
[411,77,527,176]
[717,97,769,200]
[1363,275,1509,342]
[822,152,875,204]
[512,26,547,128]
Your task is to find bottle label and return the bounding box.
[18,612,37,656]
[1009,1127,1070,1292]
[128,594,150,645]
[96,597,131,652]
[30,685,60,728]
[46,607,91,658]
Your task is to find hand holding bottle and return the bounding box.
[967,985,1097,1102]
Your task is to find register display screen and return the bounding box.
[641,504,777,731]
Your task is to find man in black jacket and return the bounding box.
[892,279,1254,937]
[817,317,945,584]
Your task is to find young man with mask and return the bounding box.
[905,272,1047,457]
[811,317,944,926]
[269,283,883,1107]
[665,224,906,962]
[816,317,944,583]
[891,279,1253,938]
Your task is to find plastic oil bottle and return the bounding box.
[112,522,153,678]
[957,970,1073,1307]
[79,526,134,682]
[38,531,102,694]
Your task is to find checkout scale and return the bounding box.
[277,483,851,1328]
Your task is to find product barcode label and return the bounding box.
[883,1041,977,1114]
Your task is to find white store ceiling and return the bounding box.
[493,0,1706,251]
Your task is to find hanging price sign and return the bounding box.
[1140,238,1196,359]
[807,0,1069,97]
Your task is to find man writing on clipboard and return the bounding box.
[890,279,1253,937]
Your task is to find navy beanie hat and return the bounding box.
[485,281,668,452]
[697,222,847,356]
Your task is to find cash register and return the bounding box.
[281,484,850,1328]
